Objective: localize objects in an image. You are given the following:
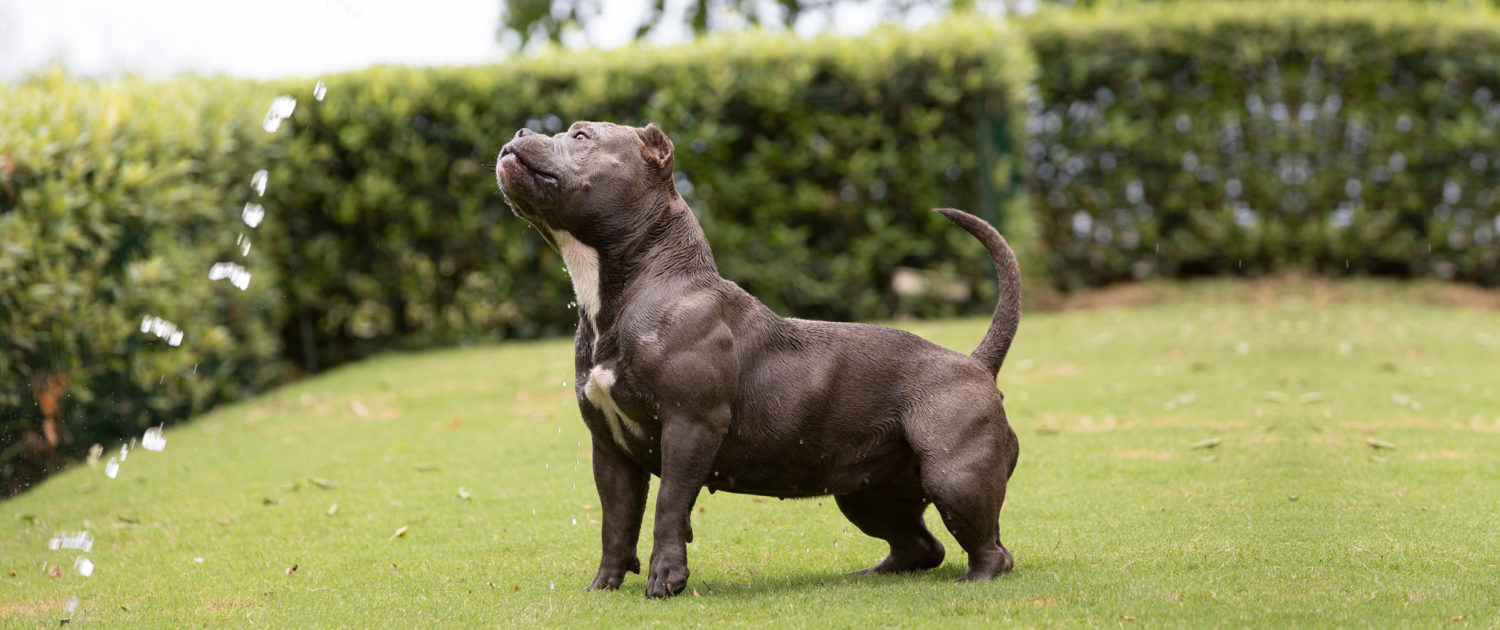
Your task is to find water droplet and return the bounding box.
[119,444,129,462]
[241,238,253,257]
[262,95,297,132]
[64,595,79,613]
[47,531,93,552]
[74,556,94,577]
[142,426,166,452]
[141,315,184,346]
[208,262,252,291]
[313,80,327,101]
[242,202,265,228]
[105,458,119,478]
[251,169,268,196]
[550,580,556,590]
[570,518,576,526]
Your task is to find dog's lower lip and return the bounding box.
[502,152,558,186]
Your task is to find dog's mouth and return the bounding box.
[498,148,559,187]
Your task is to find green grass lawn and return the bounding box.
[4,280,1500,627]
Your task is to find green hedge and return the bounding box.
[1,71,283,489]
[264,19,1030,370]
[2,20,1030,485]
[1024,2,1500,288]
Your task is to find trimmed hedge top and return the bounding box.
[1024,1,1500,287]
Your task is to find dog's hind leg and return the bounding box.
[835,481,945,574]
[911,397,1018,582]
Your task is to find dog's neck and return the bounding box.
[553,192,716,329]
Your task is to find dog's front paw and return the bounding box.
[585,556,641,591]
[644,558,689,599]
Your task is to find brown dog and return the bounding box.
[497,121,1021,598]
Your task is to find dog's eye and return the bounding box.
[572,131,589,140]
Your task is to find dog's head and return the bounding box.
[496,121,675,235]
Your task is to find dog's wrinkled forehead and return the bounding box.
[558,121,635,144]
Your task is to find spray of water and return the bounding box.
[80,77,330,623]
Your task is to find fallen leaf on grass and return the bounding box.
[327,503,339,516]
[308,477,337,489]
[1190,438,1221,450]
[1367,438,1398,450]
[389,525,409,540]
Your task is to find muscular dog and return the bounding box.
[496,121,1021,598]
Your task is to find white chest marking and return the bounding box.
[554,230,601,324]
[583,367,646,448]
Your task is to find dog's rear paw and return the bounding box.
[585,557,642,591]
[955,545,1013,582]
[850,537,945,575]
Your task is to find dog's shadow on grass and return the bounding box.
[627,564,979,600]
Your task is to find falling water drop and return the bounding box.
[74,557,94,577]
[105,458,120,479]
[242,203,265,228]
[313,80,328,101]
[142,426,166,452]
[251,169,268,196]
[262,95,297,132]
[208,262,252,291]
[47,532,93,552]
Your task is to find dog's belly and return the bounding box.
[700,419,920,498]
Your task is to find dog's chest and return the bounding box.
[580,365,659,455]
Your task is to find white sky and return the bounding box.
[0,0,1012,83]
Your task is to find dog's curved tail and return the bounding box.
[934,208,1021,377]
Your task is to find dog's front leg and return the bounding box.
[586,438,649,591]
[644,406,730,599]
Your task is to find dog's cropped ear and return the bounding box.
[637,123,675,173]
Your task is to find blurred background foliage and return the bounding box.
[4,1,1500,492]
